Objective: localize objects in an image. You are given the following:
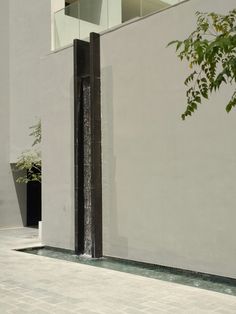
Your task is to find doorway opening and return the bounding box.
[26,168,41,227]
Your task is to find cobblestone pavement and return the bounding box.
[1,227,236,314]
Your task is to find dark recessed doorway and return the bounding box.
[27,170,41,227]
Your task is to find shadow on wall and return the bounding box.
[102,65,128,257]
[10,164,27,226]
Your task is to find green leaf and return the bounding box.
[195,97,201,103]
[176,41,183,51]
[166,40,179,47]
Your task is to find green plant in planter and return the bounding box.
[15,121,41,183]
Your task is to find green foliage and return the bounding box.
[15,121,41,184]
[168,9,236,120]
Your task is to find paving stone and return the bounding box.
[0,227,236,314]
[52,309,73,314]
[29,309,50,314]
[36,302,57,311]
[0,302,16,312]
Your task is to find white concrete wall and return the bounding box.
[6,0,75,248]
[0,0,51,228]
[40,47,75,250]
[9,0,51,162]
[0,0,75,241]
[0,1,26,227]
[101,0,236,278]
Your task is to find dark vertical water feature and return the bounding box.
[82,78,92,255]
[75,76,92,256]
[74,34,102,258]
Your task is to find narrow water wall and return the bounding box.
[74,76,93,256]
[83,78,92,255]
[74,35,102,257]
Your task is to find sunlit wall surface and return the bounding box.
[54,0,184,50]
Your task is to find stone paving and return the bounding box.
[1,228,236,313]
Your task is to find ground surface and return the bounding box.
[0,227,236,314]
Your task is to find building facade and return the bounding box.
[1,0,236,279]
